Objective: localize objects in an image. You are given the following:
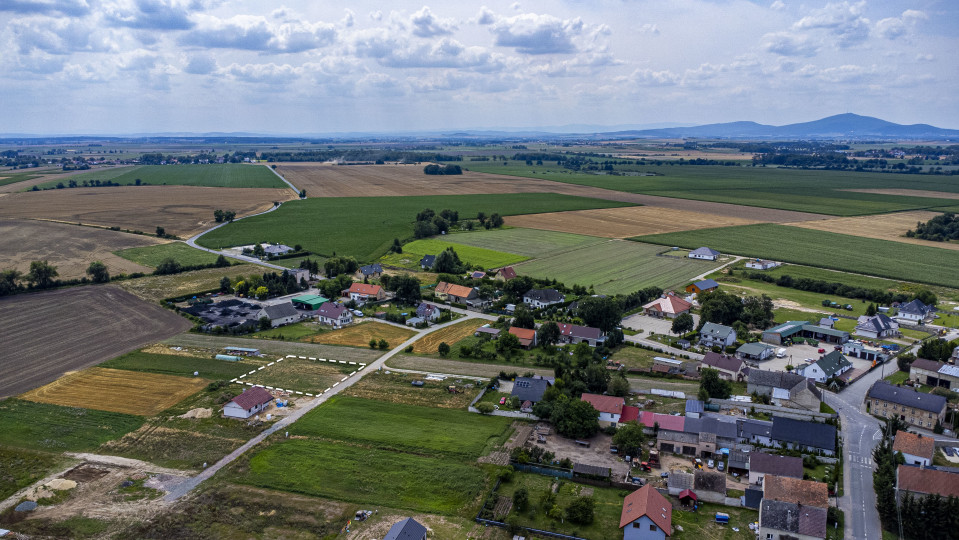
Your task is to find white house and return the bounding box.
[223,386,274,419]
[895,299,934,323]
[854,314,899,339]
[798,351,853,383]
[580,393,624,425]
[620,485,672,540]
[745,259,780,270]
[316,302,353,327]
[522,288,565,309]
[688,247,720,261]
[698,322,737,349]
[892,431,935,467]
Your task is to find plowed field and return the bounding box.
[785,210,959,251]
[504,206,762,238]
[307,322,416,348]
[20,367,208,416]
[412,320,483,354]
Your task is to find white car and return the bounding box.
[707,459,715,469]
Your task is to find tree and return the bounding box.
[155,226,166,237]
[512,306,535,329]
[577,296,624,332]
[388,274,421,305]
[607,375,630,397]
[258,316,271,330]
[324,256,359,277]
[896,352,916,372]
[918,339,957,363]
[699,290,744,326]
[699,367,732,399]
[433,247,463,274]
[378,339,389,350]
[565,496,595,525]
[497,332,521,358]
[27,260,58,288]
[0,269,23,296]
[490,213,504,228]
[214,255,231,268]
[742,294,775,329]
[584,364,610,393]
[155,258,182,275]
[432,216,449,234]
[550,396,600,439]
[390,238,403,253]
[413,220,436,239]
[254,286,269,300]
[671,312,694,335]
[913,289,938,306]
[866,303,877,316]
[219,276,232,293]
[537,321,561,347]
[438,342,451,357]
[369,339,378,349]
[213,209,225,222]
[514,487,529,512]
[252,244,265,258]
[86,261,109,283]
[612,421,646,456]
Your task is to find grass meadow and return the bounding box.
[445,228,606,257]
[33,164,286,189]
[635,224,959,288]
[0,399,143,452]
[115,242,225,267]
[99,350,261,381]
[0,446,68,500]
[380,238,529,270]
[197,193,635,261]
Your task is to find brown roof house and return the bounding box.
[223,386,274,419]
[893,431,935,467]
[763,475,829,508]
[508,327,537,349]
[642,292,692,319]
[896,465,959,501]
[747,452,804,485]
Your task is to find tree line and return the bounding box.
[423,164,462,175]
[736,269,919,306]
[907,212,959,242]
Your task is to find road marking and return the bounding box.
[267,362,275,366]
[332,382,339,387]
[298,356,306,359]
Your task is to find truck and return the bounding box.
[776,348,787,358]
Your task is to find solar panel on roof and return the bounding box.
[516,381,530,388]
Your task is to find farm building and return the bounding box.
[818,318,835,329]
[895,299,934,324]
[698,323,737,350]
[496,266,517,281]
[688,247,720,261]
[798,350,853,383]
[747,452,803,485]
[736,342,776,361]
[508,327,537,349]
[685,279,719,294]
[316,302,353,327]
[620,484,672,540]
[761,320,849,346]
[738,418,773,446]
[357,263,383,279]
[383,517,427,540]
[700,351,745,380]
[865,380,947,429]
[854,314,899,339]
[842,340,889,362]
[223,386,274,419]
[909,358,959,390]
[556,323,605,347]
[182,299,264,331]
[745,259,780,270]
[642,292,692,319]
[419,255,436,270]
[896,465,959,501]
[522,288,565,309]
[262,302,302,327]
[770,417,836,455]
[748,369,822,411]
[474,326,501,338]
[292,294,329,311]
[345,283,385,303]
[893,431,935,467]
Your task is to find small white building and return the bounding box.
[893,431,935,467]
[223,386,274,419]
[688,247,720,261]
[798,351,853,383]
[745,259,780,270]
[699,322,737,349]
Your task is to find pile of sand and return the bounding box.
[178,408,212,419]
[25,478,77,501]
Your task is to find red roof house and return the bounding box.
[223,386,274,419]
[346,283,385,302]
[620,484,673,536]
[642,292,692,319]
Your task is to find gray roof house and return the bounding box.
[699,322,737,349]
[262,244,294,256]
[522,288,565,308]
[799,350,853,383]
[701,352,744,380]
[383,517,428,540]
[770,417,836,455]
[419,254,436,269]
[747,369,824,410]
[737,342,776,361]
[760,499,827,540]
[510,377,550,403]
[866,381,948,429]
[748,452,804,481]
[689,247,721,260]
[358,263,383,277]
[738,418,773,445]
[261,302,301,327]
[896,299,934,322]
[855,313,899,338]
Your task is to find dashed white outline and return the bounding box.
[231,354,367,397]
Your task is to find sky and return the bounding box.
[1,0,956,134]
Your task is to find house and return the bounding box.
[685,399,704,419]
[419,255,436,270]
[581,393,626,425]
[262,243,293,256]
[698,323,737,350]
[523,288,565,308]
[445,283,478,304]
[510,376,550,404]
[557,323,606,347]
[261,302,302,328]
[383,517,428,540]
[685,279,719,294]
[896,465,959,501]
[759,499,827,540]
[496,266,517,281]
[798,351,853,383]
[688,247,720,261]
[910,358,959,390]
[770,417,836,455]
[346,283,385,303]
[642,292,692,319]
[818,318,835,329]
[405,317,425,327]
[508,327,537,349]
[315,302,353,327]
[738,418,774,446]
[700,352,745,381]
[763,475,829,508]
[747,453,804,485]
[736,342,776,361]
[223,386,274,419]
[745,259,780,270]
[854,314,900,339]
[433,281,453,300]
[474,326,501,339]
[415,302,442,322]
[620,484,672,540]
[676,416,740,459]
[896,299,934,323]
[357,263,383,279]
[843,340,889,362]
[865,381,947,429]
[291,294,329,311]
[893,431,935,467]
[748,369,822,410]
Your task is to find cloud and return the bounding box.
[816,63,872,83]
[183,53,216,74]
[637,23,659,35]
[484,11,587,54]
[875,10,926,40]
[179,14,336,53]
[104,0,194,30]
[761,31,817,57]
[222,62,301,84]
[13,18,117,55]
[0,0,90,16]
[354,33,504,71]
[770,1,785,10]
[409,6,456,37]
[624,68,679,86]
[793,1,870,48]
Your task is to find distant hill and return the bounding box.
[603,113,959,140]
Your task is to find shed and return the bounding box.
[678,489,698,505]
[573,463,611,481]
[292,294,328,311]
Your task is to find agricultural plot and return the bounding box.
[33,164,287,189]
[99,350,262,381]
[113,264,258,303]
[785,210,959,251]
[0,399,143,452]
[380,238,528,270]
[308,322,416,348]
[504,205,762,238]
[0,446,68,500]
[250,320,327,341]
[412,319,484,354]
[743,263,901,291]
[196,193,637,261]
[0,286,191,399]
[161,333,383,364]
[634,224,959,289]
[114,241,225,267]
[238,356,357,395]
[514,239,723,294]
[20,367,209,416]
[442,228,605,257]
[0,186,296,237]
[0,219,159,280]
[341,371,479,409]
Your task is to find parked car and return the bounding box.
[718,461,725,472]
[499,397,506,405]
[707,459,715,469]
[818,348,826,353]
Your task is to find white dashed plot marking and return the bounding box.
[230,354,364,397]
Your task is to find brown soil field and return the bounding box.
[841,188,959,200]
[341,371,479,409]
[0,219,161,280]
[0,286,191,399]
[240,356,353,394]
[0,186,296,236]
[307,321,416,348]
[785,210,959,251]
[20,367,208,416]
[113,264,259,303]
[412,320,484,354]
[503,206,762,238]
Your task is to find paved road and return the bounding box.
[184,202,291,271]
[263,163,301,195]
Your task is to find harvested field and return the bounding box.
[20,367,209,416]
[412,320,484,354]
[341,371,479,409]
[113,264,259,303]
[785,210,959,251]
[0,186,296,237]
[0,219,160,280]
[842,188,959,199]
[240,356,354,394]
[0,286,191,399]
[386,355,554,379]
[307,321,416,348]
[504,206,762,238]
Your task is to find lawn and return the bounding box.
[718,277,873,317]
[250,320,326,341]
[114,242,225,267]
[0,446,68,500]
[380,238,529,270]
[197,193,636,262]
[290,396,512,460]
[0,399,143,452]
[341,371,480,409]
[33,164,287,189]
[114,264,259,303]
[239,356,356,394]
[99,350,262,381]
[445,228,607,257]
[749,263,901,291]
[269,254,327,269]
[635,224,959,289]
[515,239,723,294]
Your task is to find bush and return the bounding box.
[476,402,494,414]
[514,487,529,512]
[566,496,595,525]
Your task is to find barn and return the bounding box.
[223,386,274,419]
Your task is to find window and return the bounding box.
[650,524,657,531]
[929,413,933,418]
[632,522,640,528]
[767,535,774,540]
[918,421,923,427]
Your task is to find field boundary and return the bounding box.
[230,354,368,397]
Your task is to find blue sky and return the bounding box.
[1,0,956,134]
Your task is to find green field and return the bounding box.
[467,162,959,216]
[743,263,901,291]
[635,224,959,288]
[381,237,529,270]
[0,400,143,452]
[32,164,286,189]
[0,169,51,187]
[114,242,225,267]
[0,446,68,500]
[197,193,636,262]
[514,239,721,294]
[99,350,261,381]
[269,254,327,269]
[290,396,511,459]
[446,228,606,257]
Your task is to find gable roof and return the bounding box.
[702,351,743,373]
[383,517,428,540]
[620,484,672,534]
[620,405,640,423]
[813,350,852,377]
[690,247,720,257]
[897,465,959,497]
[263,302,298,320]
[416,303,439,317]
[498,266,517,280]
[737,342,776,357]
[434,281,452,294]
[867,380,947,413]
[580,393,624,415]
[744,487,764,509]
[749,453,803,478]
[348,283,382,296]
[748,368,807,389]
[856,313,897,333]
[642,292,692,315]
[524,288,565,303]
[898,299,931,316]
[316,302,348,318]
[445,283,475,299]
[685,400,704,414]
[738,418,773,440]
[228,386,273,410]
[694,470,726,493]
[761,499,827,538]
[508,326,536,341]
[639,411,685,432]
[701,322,735,340]
[692,278,720,290]
[359,263,382,275]
[893,431,935,460]
[419,255,436,268]
[763,475,829,507]
[910,358,945,373]
[510,377,549,402]
[771,417,836,452]
[557,323,603,340]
